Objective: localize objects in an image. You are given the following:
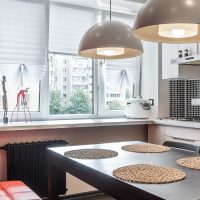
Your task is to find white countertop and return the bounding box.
[2,118,200,132]
[154,119,200,129]
[0,118,153,132]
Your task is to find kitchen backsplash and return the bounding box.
[169,79,200,119]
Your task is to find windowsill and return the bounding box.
[0,118,153,132]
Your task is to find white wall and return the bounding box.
[141,41,159,118]
[141,42,169,119]
[158,45,170,118]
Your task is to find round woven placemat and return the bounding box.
[121,143,170,153]
[64,149,118,159]
[113,164,186,184]
[177,157,200,170]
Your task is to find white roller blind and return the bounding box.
[0,0,49,85]
[106,58,141,83]
[106,58,141,97]
[0,0,49,65]
[49,3,95,54]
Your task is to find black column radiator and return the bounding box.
[3,140,68,198]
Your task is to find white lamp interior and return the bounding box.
[158,23,198,38]
[97,47,125,56]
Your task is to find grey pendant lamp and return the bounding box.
[79,0,143,59]
[133,0,200,43]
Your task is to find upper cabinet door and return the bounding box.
[162,43,199,79]
[162,44,179,79]
[178,43,198,57]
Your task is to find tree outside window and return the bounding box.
[49,54,93,115]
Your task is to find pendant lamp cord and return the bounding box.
[110,0,112,21]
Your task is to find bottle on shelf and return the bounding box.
[184,49,189,57]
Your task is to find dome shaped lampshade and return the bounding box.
[79,21,143,59]
[133,0,200,43]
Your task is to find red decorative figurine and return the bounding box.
[11,88,32,123]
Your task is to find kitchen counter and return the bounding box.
[0,118,153,132]
[154,119,200,129]
[2,118,200,132]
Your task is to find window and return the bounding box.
[98,12,141,116]
[48,3,141,118]
[98,57,141,116]
[48,3,95,116]
[63,68,67,74]
[0,1,142,120]
[106,59,140,110]
[49,54,93,115]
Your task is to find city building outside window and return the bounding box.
[49,54,93,115]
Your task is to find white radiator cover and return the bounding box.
[0,149,7,181]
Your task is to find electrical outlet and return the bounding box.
[191,99,196,106]
[191,98,200,106]
[196,99,200,106]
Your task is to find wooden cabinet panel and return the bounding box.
[148,125,165,145]
[0,150,7,181]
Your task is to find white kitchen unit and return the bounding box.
[149,120,200,146]
[164,126,200,146]
[162,43,200,79]
[162,44,179,79]
[178,43,198,56]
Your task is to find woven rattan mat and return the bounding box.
[113,164,186,184]
[121,143,170,153]
[177,157,200,170]
[64,149,118,159]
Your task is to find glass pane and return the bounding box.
[104,58,141,110]
[49,53,93,115]
[0,82,40,112]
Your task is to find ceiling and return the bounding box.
[51,0,144,14]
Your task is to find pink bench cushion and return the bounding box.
[0,181,41,200]
[0,189,11,200]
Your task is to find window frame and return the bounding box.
[0,3,142,121]
[1,70,49,122]
[0,0,50,122]
[45,7,142,120]
[98,60,125,118]
[47,51,98,120]
[96,10,142,118]
[97,58,142,118]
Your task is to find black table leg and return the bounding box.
[48,152,66,200]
